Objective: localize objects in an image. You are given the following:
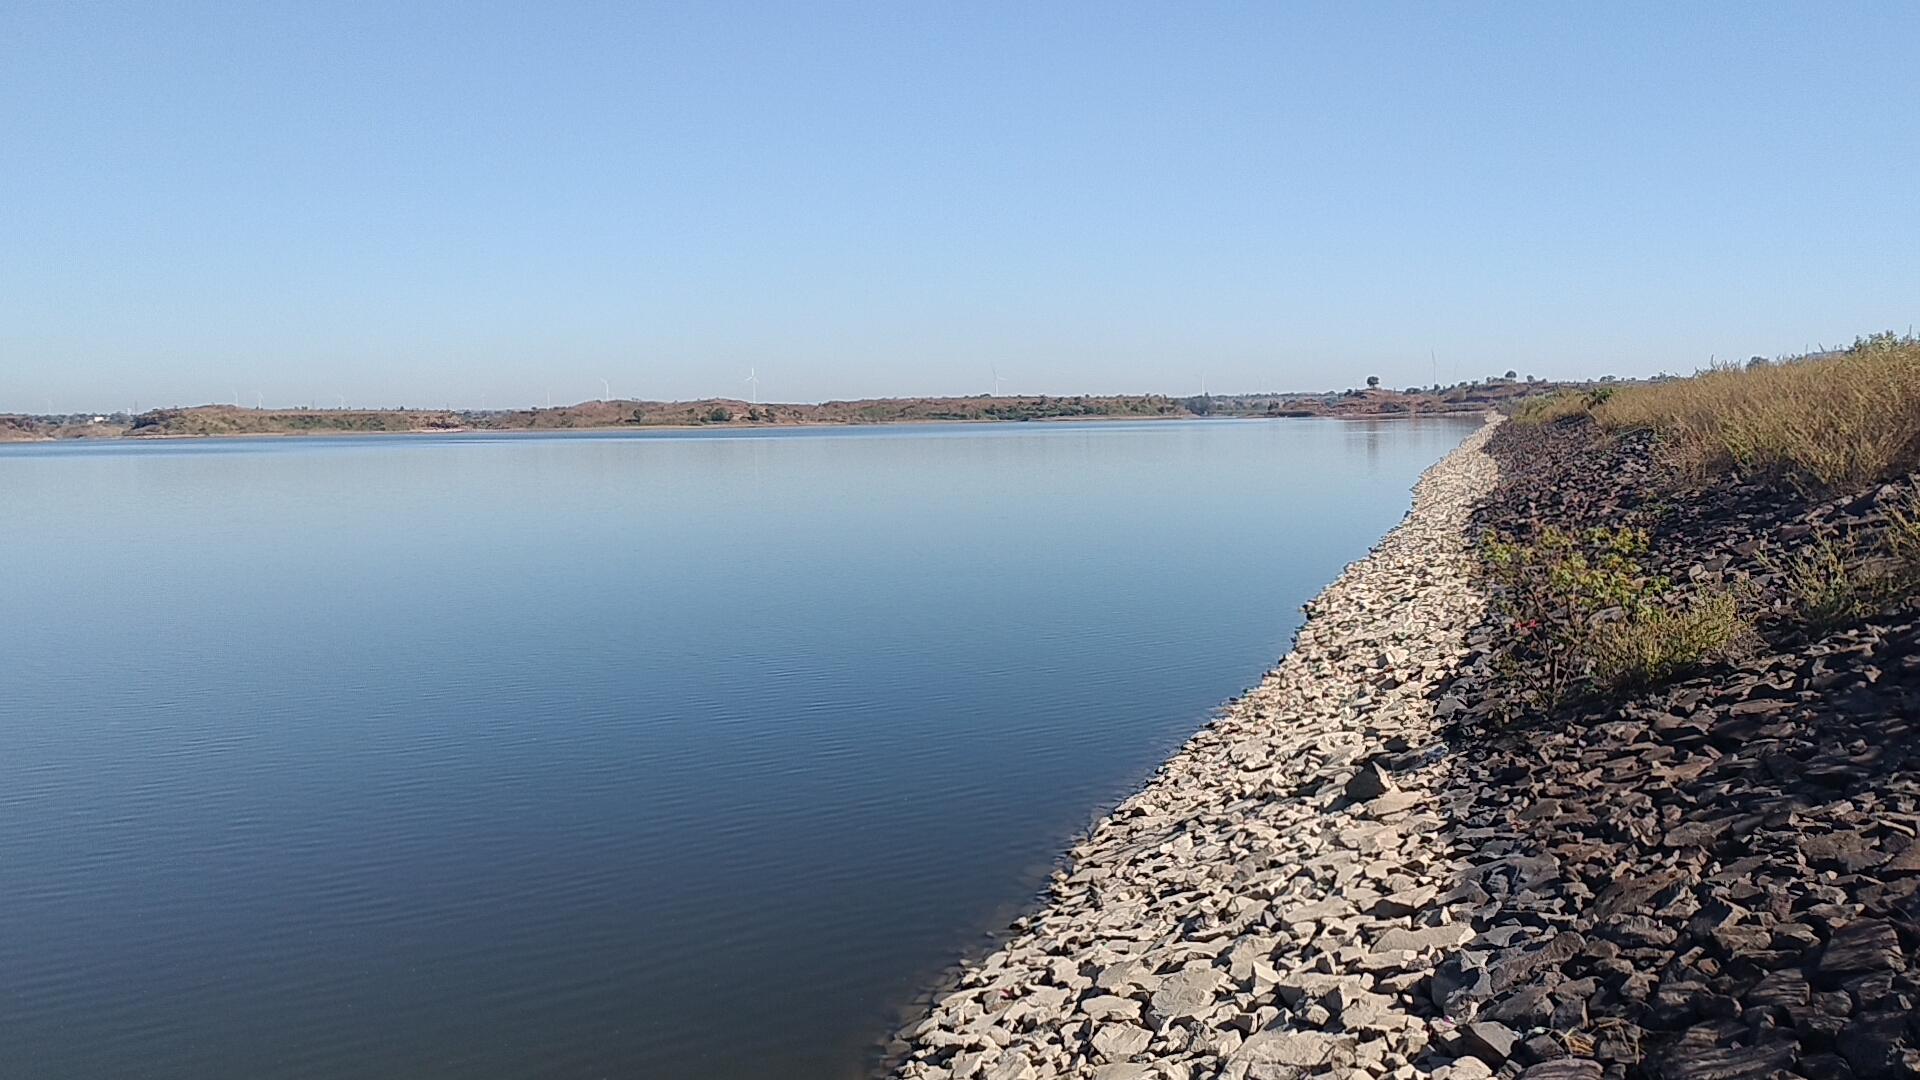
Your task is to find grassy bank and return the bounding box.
[1486,333,1920,708]
[1525,332,1920,494]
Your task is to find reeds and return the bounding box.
[1591,333,1920,493]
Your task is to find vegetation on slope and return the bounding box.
[1486,332,1920,710]
[128,407,468,437]
[1525,332,1920,495]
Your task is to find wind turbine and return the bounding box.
[601,378,611,402]
[744,368,760,404]
[255,390,263,410]
[992,366,1005,396]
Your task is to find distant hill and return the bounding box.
[0,381,1588,441]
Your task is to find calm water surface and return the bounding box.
[0,417,1476,1079]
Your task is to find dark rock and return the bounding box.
[1795,1054,1859,1080]
[1519,1032,1567,1064]
[1516,1060,1601,1080]
[1817,920,1903,979]
[1652,1040,1796,1080]
[1741,971,1809,1010]
[1603,914,1680,949]
[1462,1019,1520,1065]
[1834,1011,1918,1080]
[1487,985,1555,1028]
[1550,995,1588,1030]
[1432,425,1920,1080]
[1345,762,1394,801]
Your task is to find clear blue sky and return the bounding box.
[4,2,1917,412]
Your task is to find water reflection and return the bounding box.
[0,417,1478,1080]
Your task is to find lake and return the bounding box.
[0,416,1477,1079]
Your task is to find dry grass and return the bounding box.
[1591,333,1920,493]
[1587,592,1746,690]
[1777,494,1920,628]
[1778,536,1878,630]
[1511,388,1613,425]
[1891,496,1920,567]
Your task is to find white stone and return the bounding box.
[1436,1055,1494,1080]
[1149,966,1225,1021]
[1090,1023,1152,1062]
[1232,1028,1352,1067]
[1079,995,1141,1022]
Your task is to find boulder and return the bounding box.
[1089,1023,1151,1062]
[1148,966,1225,1022]
[1817,920,1903,978]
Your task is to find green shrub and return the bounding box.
[1480,523,1749,706]
[1776,497,1920,628]
[1588,592,1745,690]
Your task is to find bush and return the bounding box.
[1591,333,1920,493]
[1479,523,1749,706]
[1775,495,1920,629]
[1781,536,1878,629]
[1587,592,1745,690]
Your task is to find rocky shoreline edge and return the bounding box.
[885,416,1507,1080]
[886,407,1920,1080]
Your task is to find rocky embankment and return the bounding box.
[888,418,1507,1080]
[889,413,1920,1080]
[1427,420,1920,1080]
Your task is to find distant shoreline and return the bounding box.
[0,383,1575,443]
[8,410,1487,444]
